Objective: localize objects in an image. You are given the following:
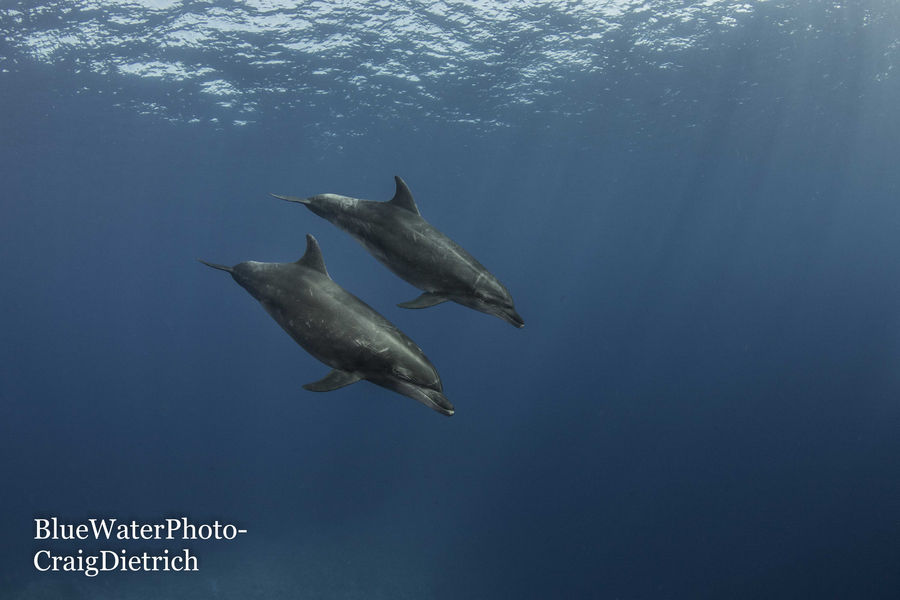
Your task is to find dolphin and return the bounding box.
[272,176,524,328]
[199,234,454,416]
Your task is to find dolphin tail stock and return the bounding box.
[270,193,311,205]
[197,259,234,273]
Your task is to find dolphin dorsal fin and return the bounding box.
[388,176,420,215]
[296,234,330,278]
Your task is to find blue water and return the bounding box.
[2,1,899,598]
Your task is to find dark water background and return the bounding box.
[1,1,899,598]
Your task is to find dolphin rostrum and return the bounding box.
[272,176,524,328]
[199,234,454,416]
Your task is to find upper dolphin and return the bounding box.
[272,176,524,328]
[199,234,454,416]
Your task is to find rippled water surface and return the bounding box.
[6,0,896,129]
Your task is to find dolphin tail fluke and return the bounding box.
[271,193,311,205]
[303,369,362,392]
[198,259,234,273]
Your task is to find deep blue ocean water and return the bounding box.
[2,1,899,598]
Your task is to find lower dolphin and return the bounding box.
[200,234,454,416]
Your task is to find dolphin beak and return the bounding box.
[503,309,525,328]
[418,388,455,416]
[386,380,455,416]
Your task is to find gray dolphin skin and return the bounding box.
[272,176,524,328]
[199,234,454,416]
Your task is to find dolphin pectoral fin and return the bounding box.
[271,193,311,205]
[397,292,448,309]
[303,369,363,392]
